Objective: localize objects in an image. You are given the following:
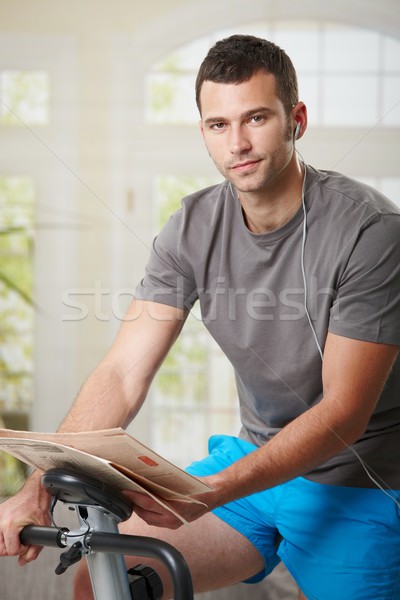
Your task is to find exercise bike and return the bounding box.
[20,468,194,600]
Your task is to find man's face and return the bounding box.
[199,70,294,196]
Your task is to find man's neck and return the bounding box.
[238,159,304,234]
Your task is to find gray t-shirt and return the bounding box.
[136,164,400,488]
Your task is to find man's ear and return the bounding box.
[291,101,307,140]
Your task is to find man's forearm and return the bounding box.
[57,360,148,434]
[207,398,362,509]
[208,335,398,510]
[125,397,364,528]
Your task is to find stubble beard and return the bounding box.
[216,121,294,196]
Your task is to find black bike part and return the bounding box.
[20,525,68,548]
[55,541,84,574]
[87,532,193,600]
[41,468,133,521]
[128,564,163,600]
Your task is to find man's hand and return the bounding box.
[124,476,220,529]
[0,473,51,565]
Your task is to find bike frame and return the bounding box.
[19,468,194,600]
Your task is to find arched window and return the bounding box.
[146,22,400,129]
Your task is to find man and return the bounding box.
[1,35,399,600]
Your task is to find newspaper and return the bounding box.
[0,428,213,523]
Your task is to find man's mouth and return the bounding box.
[231,159,261,171]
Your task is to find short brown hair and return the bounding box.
[195,34,298,115]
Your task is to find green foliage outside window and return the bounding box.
[146,48,200,124]
[0,177,35,495]
[0,177,35,415]
[0,71,50,126]
[0,69,44,495]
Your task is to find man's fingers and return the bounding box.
[0,473,51,564]
[0,530,5,556]
[123,491,183,529]
[1,526,23,557]
[124,491,166,515]
[133,505,181,529]
[0,519,45,560]
[18,544,42,565]
[123,491,155,508]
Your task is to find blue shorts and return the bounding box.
[186,435,400,600]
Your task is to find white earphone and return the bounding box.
[294,122,301,141]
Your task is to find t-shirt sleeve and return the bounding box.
[134,211,198,310]
[329,213,400,345]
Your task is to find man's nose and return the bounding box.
[229,125,251,154]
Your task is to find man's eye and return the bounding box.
[250,115,265,124]
[210,122,226,130]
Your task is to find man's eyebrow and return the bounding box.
[241,106,273,119]
[203,106,273,126]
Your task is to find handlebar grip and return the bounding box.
[20,526,68,548]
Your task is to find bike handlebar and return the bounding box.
[20,526,194,600]
[20,525,68,548]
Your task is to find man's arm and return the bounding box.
[211,333,398,500]
[58,299,187,433]
[128,332,399,526]
[0,299,187,564]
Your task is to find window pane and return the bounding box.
[145,73,197,124]
[355,176,378,188]
[324,28,380,72]
[383,36,400,72]
[0,176,35,416]
[381,76,400,126]
[0,71,50,126]
[322,75,378,125]
[153,37,209,72]
[152,408,208,468]
[298,74,320,124]
[275,26,320,72]
[380,178,400,209]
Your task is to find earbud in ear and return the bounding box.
[294,122,301,141]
